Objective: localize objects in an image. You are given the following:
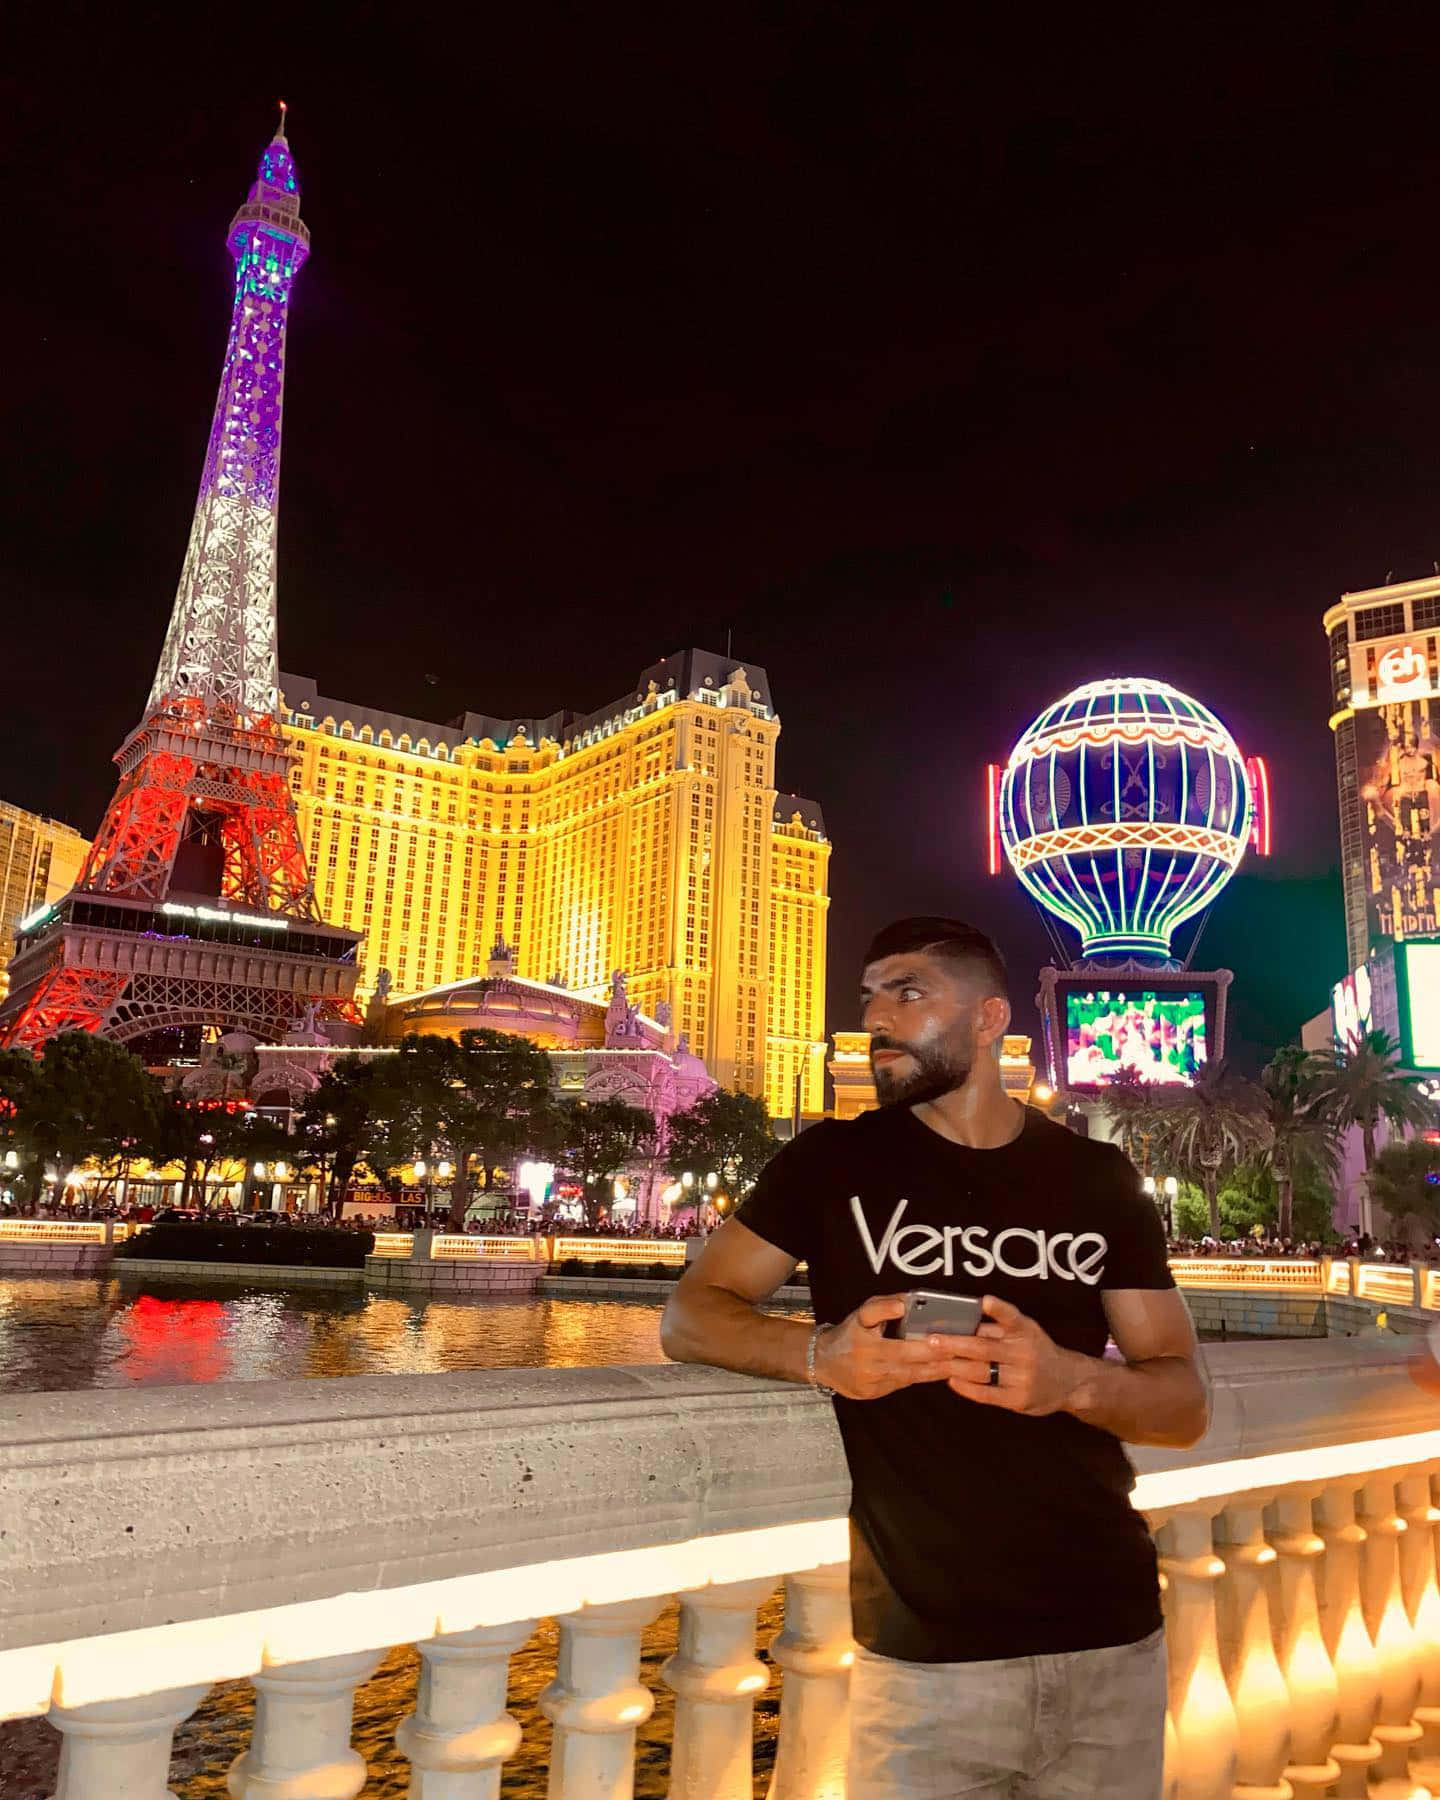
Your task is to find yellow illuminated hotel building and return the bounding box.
[0,801,89,1002]
[279,651,830,1116]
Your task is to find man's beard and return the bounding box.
[870,1035,973,1107]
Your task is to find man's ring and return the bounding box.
[988,1360,1001,1388]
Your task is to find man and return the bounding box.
[661,917,1207,1799]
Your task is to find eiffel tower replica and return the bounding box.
[0,110,360,1057]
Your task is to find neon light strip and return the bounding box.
[1249,755,1271,855]
[1138,696,1156,944]
[1008,824,1246,867]
[1016,719,1232,761]
[1111,697,1125,937]
[985,764,1001,875]
[1077,688,1119,937]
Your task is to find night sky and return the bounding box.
[9,8,1440,1068]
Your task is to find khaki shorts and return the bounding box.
[847,1627,1167,1799]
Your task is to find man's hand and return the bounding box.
[945,1293,1079,1415]
[814,1293,965,1400]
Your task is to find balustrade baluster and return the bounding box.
[1358,1474,1426,1798]
[766,1561,853,1800]
[1213,1500,1291,1799]
[1158,1567,1181,1800]
[661,1575,776,1800]
[1398,1472,1440,1791]
[1157,1510,1237,1800]
[1265,1489,1341,1797]
[226,1649,384,1800]
[539,1594,668,1799]
[48,1682,210,1799]
[396,1618,537,1798]
[1314,1481,1382,1797]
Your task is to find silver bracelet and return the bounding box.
[806,1322,836,1397]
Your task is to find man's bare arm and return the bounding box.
[660,1218,811,1381]
[946,1287,1208,1448]
[1067,1288,1209,1447]
[661,1218,964,1398]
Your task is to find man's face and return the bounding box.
[859,949,997,1107]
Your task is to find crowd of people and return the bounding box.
[1166,1232,1439,1263]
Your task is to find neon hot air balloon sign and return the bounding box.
[987,678,1270,965]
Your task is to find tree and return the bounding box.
[1365,1139,1440,1244]
[1151,1061,1269,1237]
[0,1047,41,1204]
[1257,1046,1338,1241]
[0,1033,161,1204]
[296,1058,392,1213]
[141,1099,271,1209]
[1099,1067,1169,1171]
[371,1031,556,1227]
[1311,1029,1438,1173]
[555,1097,657,1226]
[664,1088,779,1206]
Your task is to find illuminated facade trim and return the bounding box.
[0,802,89,1003]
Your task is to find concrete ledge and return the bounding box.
[0,1340,1424,1660]
[0,1244,111,1276]
[111,1258,365,1288]
[365,1258,543,1294]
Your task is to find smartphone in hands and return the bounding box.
[891,1289,984,1339]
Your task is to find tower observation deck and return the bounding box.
[0,112,360,1056]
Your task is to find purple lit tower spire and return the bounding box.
[147,104,310,725]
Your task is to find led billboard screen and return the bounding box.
[1400,942,1440,1071]
[1355,699,1440,943]
[1332,964,1375,1046]
[1064,989,1208,1088]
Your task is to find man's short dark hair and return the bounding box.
[862,917,1008,997]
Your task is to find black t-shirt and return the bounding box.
[735,1102,1174,1663]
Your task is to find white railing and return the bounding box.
[1356,1262,1421,1307]
[432,1234,538,1261]
[1168,1256,1323,1290]
[4,1344,1440,1796]
[368,1231,414,1258]
[0,1218,113,1244]
[551,1235,687,1266]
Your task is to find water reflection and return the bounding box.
[0,1277,731,1392]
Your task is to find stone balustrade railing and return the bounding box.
[5,1342,1440,1796]
[0,1219,138,1244]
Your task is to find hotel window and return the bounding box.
[1354,601,1406,641]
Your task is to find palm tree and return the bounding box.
[1311,1029,1438,1174]
[1099,1066,1170,1172]
[1153,1061,1269,1237]
[1256,1046,1338,1241]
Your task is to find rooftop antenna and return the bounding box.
[725,628,733,660]
[276,98,289,137]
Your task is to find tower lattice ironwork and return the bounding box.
[0,112,360,1054]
